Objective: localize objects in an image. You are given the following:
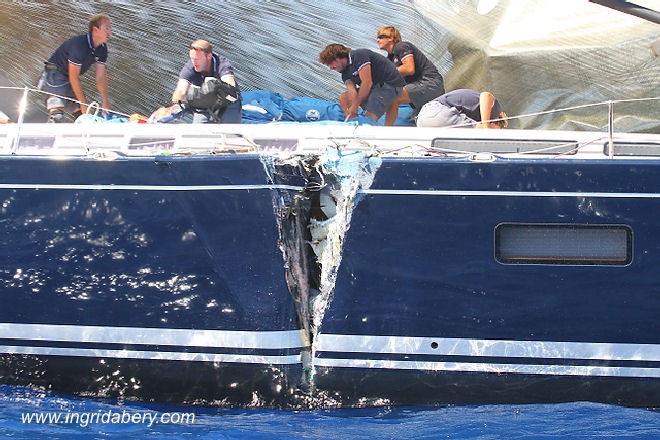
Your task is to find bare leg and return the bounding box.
[384,88,411,126]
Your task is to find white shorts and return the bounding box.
[416,100,476,128]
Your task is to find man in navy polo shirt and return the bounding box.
[319,43,405,125]
[171,39,242,124]
[376,26,445,126]
[416,89,508,128]
[39,14,112,122]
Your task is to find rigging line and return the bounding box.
[504,97,660,122]
[446,96,660,129]
[0,85,132,119]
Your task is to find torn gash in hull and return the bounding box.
[0,133,382,408]
[309,151,660,409]
[267,138,660,408]
[268,143,660,408]
[0,123,659,408]
[264,150,382,403]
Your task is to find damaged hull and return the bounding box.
[0,123,659,408]
[315,157,660,407]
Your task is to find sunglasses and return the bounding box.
[376,34,391,40]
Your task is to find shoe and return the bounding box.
[48,109,64,123]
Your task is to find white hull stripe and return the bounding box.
[0,183,303,191]
[312,357,660,378]
[0,345,301,365]
[315,334,660,362]
[0,323,309,350]
[360,188,660,198]
[0,184,658,199]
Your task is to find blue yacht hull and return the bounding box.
[314,157,660,407]
[0,130,658,408]
[0,154,309,406]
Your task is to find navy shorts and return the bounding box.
[363,83,402,118]
[405,77,445,110]
[38,69,78,112]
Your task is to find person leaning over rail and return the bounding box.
[38,14,112,123]
[319,43,406,125]
[416,89,508,128]
[171,39,242,123]
[376,26,445,126]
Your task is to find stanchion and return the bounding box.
[10,86,29,154]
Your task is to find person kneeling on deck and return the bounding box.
[39,14,112,123]
[319,43,406,125]
[376,26,445,126]
[416,89,508,128]
[171,39,242,123]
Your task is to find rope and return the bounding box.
[446,96,660,129]
[0,85,134,119]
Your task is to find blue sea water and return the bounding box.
[1,385,658,439]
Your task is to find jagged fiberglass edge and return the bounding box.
[260,149,381,395]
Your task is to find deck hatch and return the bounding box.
[128,137,176,150]
[16,136,56,150]
[603,141,660,156]
[495,223,632,265]
[253,138,299,151]
[431,138,578,155]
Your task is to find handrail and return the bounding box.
[608,101,614,159]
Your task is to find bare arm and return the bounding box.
[68,62,87,114]
[356,64,374,107]
[477,91,500,128]
[171,79,190,103]
[397,55,415,77]
[342,81,360,119]
[95,63,110,113]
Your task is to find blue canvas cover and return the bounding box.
[281,96,346,122]
[241,90,285,123]
[377,105,416,126]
